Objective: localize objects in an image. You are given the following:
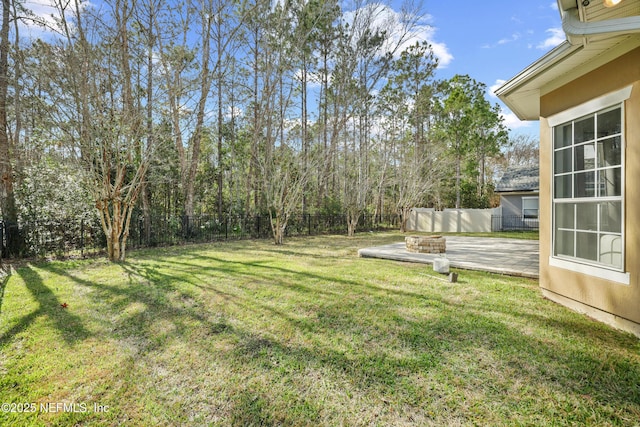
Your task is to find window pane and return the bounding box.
[576,202,597,230]
[600,201,622,233]
[599,168,621,197]
[599,234,622,268]
[555,203,574,228]
[576,232,598,262]
[574,116,595,143]
[574,171,595,198]
[554,148,572,173]
[555,175,572,198]
[552,104,623,269]
[554,123,572,149]
[555,230,574,257]
[597,108,621,138]
[522,197,538,210]
[523,198,539,219]
[597,136,621,167]
[574,143,595,171]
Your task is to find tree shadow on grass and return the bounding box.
[16,255,640,424]
[42,262,238,356]
[0,265,91,347]
[229,305,640,423]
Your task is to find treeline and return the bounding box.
[0,0,536,260]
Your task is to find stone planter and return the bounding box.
[405,235,446,254]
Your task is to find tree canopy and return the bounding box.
[0,0,524,259]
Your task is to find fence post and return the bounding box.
[139,216,143,247]
[0,221,4,260]
[80,219,84,257]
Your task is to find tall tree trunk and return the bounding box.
[399,206,411,233]
[0,0,19,254]
[301,55,308,214]
[250,25,259,212]
[141,2,155,244]
[10,0,21,178]
[216,59,224,218]
[185,9,213,219]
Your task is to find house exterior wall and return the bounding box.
[500,194,523,217]
[499,193,539,230]
[539,46,640,335]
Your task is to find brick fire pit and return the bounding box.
[405,235,446,254]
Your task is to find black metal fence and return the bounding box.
[0,213,399,260]
[0,217,104,259]
[127,213,400,249]
[0,213,538,260]
[491,215,539,231]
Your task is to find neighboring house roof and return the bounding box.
[496,0,640,120]
[496,166,539,193]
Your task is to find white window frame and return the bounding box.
[521,196,539,220]
[547,86,631,285]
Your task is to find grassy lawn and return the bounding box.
[1,232,639,426]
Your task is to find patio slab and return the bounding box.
[358,236,539,279]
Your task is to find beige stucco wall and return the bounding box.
[539,46,640,334]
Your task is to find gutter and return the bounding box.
[562,7,640,41]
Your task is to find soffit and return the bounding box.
[559,0,640,21]
[584,0,640,21]
[497,0,640,121]
[541,33,640,93]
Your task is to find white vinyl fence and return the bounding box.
[406,207,502,233]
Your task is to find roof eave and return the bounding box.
[496,189,540,194]
[495,41,579,121]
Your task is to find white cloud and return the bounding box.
[499,33,521,45]
[489,79,506,98]
[430,41,453,68]
[483,33,522,49]
[15,0,58,38]
[23,0,59,24]
[17,0,93,39]
[342,4,453,68]
[501,108,533,130]
[537,27,565,49]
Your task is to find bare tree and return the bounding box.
[395,148,446,232]
[259,146,312,245]
[502,134,539,168]
[48,0,151,261]
[340,2,416,236]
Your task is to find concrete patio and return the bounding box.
[358,236,539,279]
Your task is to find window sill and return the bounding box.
[549,256,630,285]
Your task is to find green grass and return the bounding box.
[1,232,639,426]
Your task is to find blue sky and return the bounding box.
[420,1,565,138]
